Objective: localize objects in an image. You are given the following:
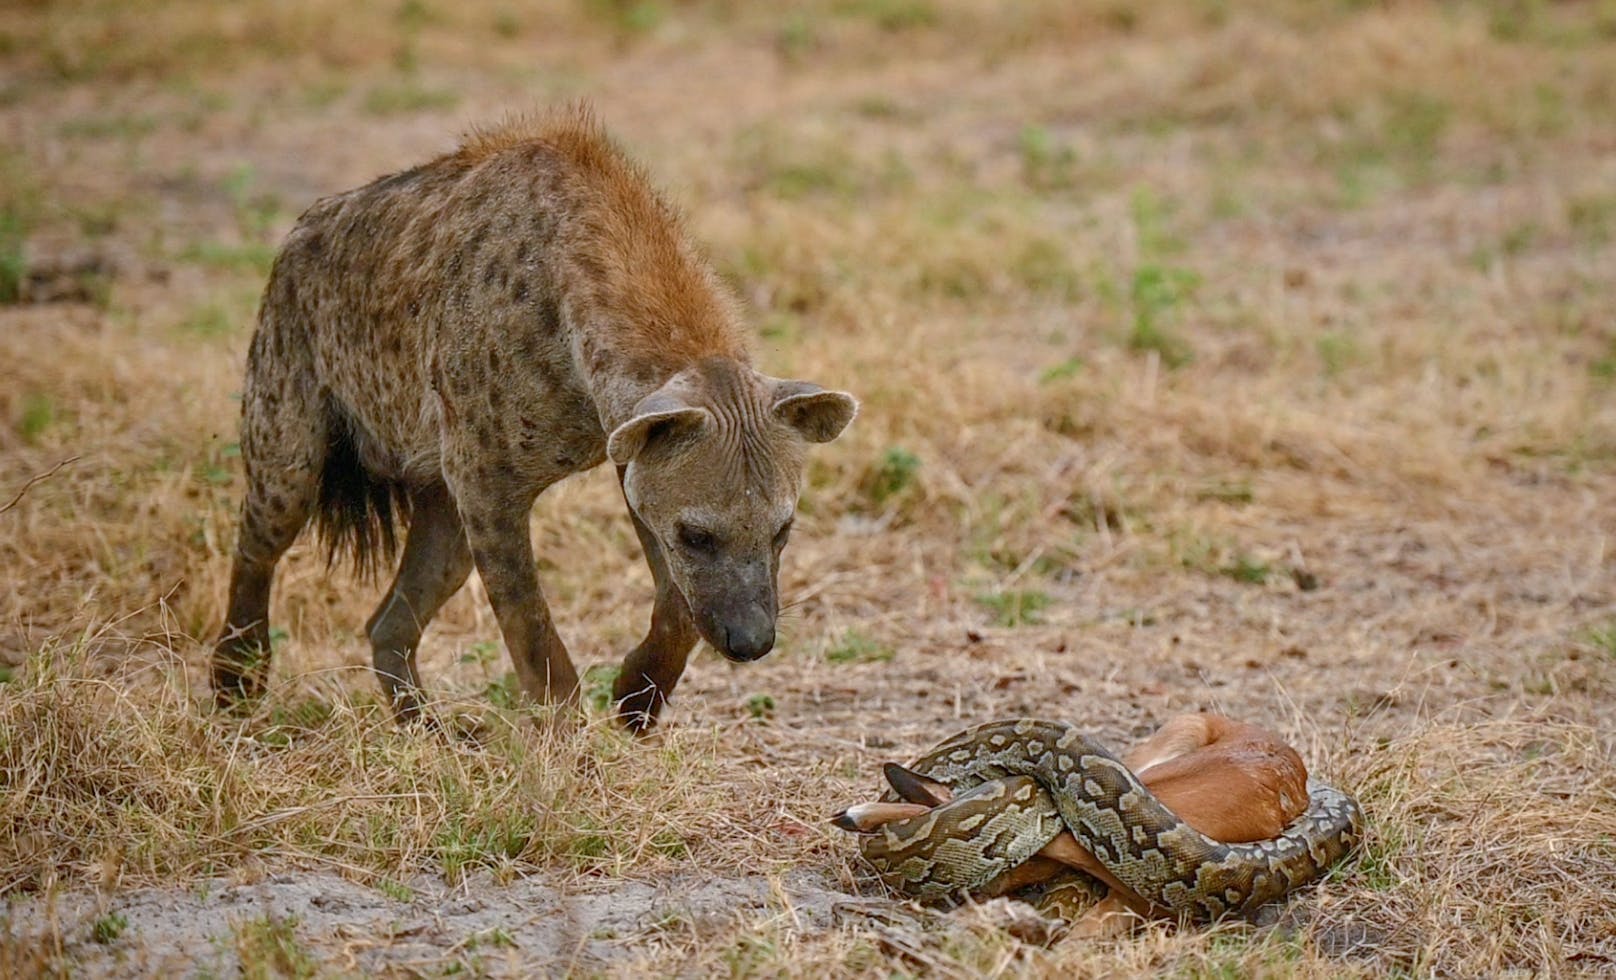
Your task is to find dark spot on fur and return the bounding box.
[511,279,530,304]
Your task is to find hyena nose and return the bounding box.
[722,615,775,662]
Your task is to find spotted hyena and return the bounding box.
[214,106,857,732]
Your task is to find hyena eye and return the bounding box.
[772,519,793,549]
[677,523,719,555]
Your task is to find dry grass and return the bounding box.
[2,0,1615,975]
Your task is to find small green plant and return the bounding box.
[975,589,1053,627]
[583,662,621,714]
[1127,263,1198,367]
[1017,125,1078,191]
[824,630,895,664]
[584,0,666,37]
[744,693,776,719]
[865,447,920,505]
[837,0,937,32]
[18,393,53,443]
[179,240,276,275]
[180,302,237,338]
[1196,480,1254,505]
[435,814,533,880]
[471,926,517,949]
[1568,193,1616,246]
[232,913,316,980]
[377,878,414,903]
[0,208,26,304]
[1039,357,1084,384]
[1012,238,1081,299]
[1583,621,1616,658]
[1220,554,1271,585]
[483,671,520,710]
[492,10,522,37]
[91,911,128,944]
[223,165,282,241]
[1316,331,1360,378]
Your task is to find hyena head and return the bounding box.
[607,358,857,663]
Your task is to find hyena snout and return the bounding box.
[717,604,776,662]
[694,592,777,662]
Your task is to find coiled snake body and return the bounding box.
[857,719,1363,920]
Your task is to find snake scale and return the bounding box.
[856,719,1363,920]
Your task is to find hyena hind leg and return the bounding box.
[214,376,325,707]
[364,480,474,723]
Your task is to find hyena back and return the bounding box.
[215,107,856,732]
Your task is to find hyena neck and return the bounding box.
[572,320,753,433]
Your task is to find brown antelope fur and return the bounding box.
[214,105,856,731]
[842,714,1310,936]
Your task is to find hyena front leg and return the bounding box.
[613,466,699,734]
[214,334,323,707]
[444,463,582,710]
[364,480,473,722]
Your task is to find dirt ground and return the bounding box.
[2,1,1615,976]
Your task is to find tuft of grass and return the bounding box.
[90,912,127,945]
[583,0,665,38]
[178,240,277,275]
[1220,553,1271,585]
[583,662,621,715]
[1127,263,1198,367]
[179,302,239,339]
[836,0,937,32]
[0,208,26,305]
[974,589,1053,627]
[17,393,54,443]
[1583,621,1616,658]
[824,630,894,664]
[1017,125,1079,192]
[863,447,921,506]
[232,913,316,980]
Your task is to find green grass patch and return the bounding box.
[583,662,621,715]
[91,911,128,945]
[17,393,54,443]
[974,589,1053,627]
[0,207,26,305]
[232,913,316,980]
[1127,263,1198,367]
[824,630,895,664]
[863,446,920,505]
[179,240,277,275]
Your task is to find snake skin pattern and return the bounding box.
[858,719,1363,919]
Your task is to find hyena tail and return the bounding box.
[313,414,411,582]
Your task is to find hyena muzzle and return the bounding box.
[213,107,856,732]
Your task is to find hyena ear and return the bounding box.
[607,392,710,465]
[771,380,858,444]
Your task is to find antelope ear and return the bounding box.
[883,763,954,806]
[771,380,858,444]
[607,390,710,465]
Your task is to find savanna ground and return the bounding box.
[2,0,1615,975]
